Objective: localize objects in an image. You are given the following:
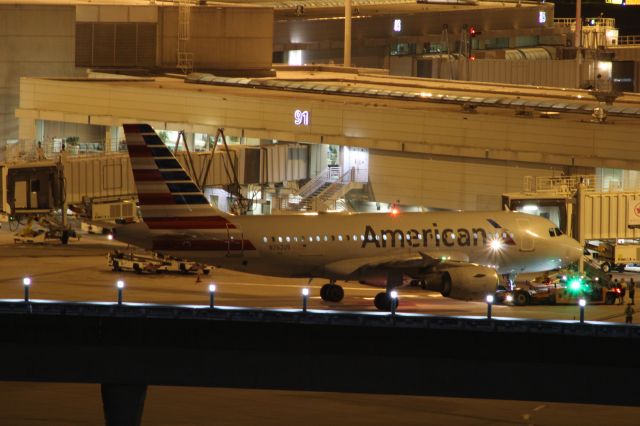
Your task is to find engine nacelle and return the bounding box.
[425,265,499,301]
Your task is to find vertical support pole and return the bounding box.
[575,0,582,88]
[101,383,147,426]
[344,0,352,67]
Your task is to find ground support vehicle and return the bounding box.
[108,251,167,274]
[107,251,210,275]
[509,281,558,306]
[585,244,640,274]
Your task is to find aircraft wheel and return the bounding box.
[513,291,530,306]
[374,292,393,311]
[605,292,616,305]
[327,285,344,302]
[440,274,452,297]
[321,284,344,302]
[320,284,329,301]
[420,280,427,290]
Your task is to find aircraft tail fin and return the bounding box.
[122,123,234,230]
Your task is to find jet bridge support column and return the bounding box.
[101,383,147,426]
[576,179,587,274]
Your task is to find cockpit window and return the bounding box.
[549,228,555,237]
[555,228,563,236]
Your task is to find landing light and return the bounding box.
[390,208,399,216]
[486,294,494,304]
[489,238,503,251]
[107,234,114,241]
[505,294,513,303]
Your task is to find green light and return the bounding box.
[568,278,583,292]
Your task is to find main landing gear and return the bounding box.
[320,280,344,303]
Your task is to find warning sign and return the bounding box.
[629,200,640,226]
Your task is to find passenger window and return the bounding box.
[353,235,358,241]
[331,235,335,241]
[278,236,283,243]
[262,236,268,243]
[286,236,291,243]
[316,235,320,242]
[324,235,328,242]
[271,236,275,242]
[308,236,313,243]
[338,235,343,241]
[293,236,298,242]
[346,235,351,241]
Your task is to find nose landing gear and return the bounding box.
[320,280,344,302]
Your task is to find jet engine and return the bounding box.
[424,265,499,301]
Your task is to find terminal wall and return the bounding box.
[0,5,85,141]
[159,6,273,73]
[16,77,640,176]
[369,150,561,210]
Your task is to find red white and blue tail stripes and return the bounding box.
[123,123,236,231]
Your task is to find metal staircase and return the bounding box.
[282,166,364,212]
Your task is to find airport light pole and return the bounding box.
[579,298,586,324]
[302,287,309,313]
[486,294,494,319]
[23,277,31,303]
[116,280,124,305]
[390,290,398,316]
[209,283,216,309]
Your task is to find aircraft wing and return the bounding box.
[323,250,470,277]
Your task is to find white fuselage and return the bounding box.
[116,210,583,280]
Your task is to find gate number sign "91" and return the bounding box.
[294,110,310,126]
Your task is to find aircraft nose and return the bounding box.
[565,237,583,263]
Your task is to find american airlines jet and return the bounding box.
[114,124,583,310]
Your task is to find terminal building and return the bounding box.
[2,0,640,251]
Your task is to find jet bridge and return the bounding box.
[503,175,640,244]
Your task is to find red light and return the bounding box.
[391,208,399,216]
[470,55,476,61]
[469,27,476,36]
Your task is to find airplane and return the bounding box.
[113,123,583,311]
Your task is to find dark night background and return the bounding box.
[553,0,640,35]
